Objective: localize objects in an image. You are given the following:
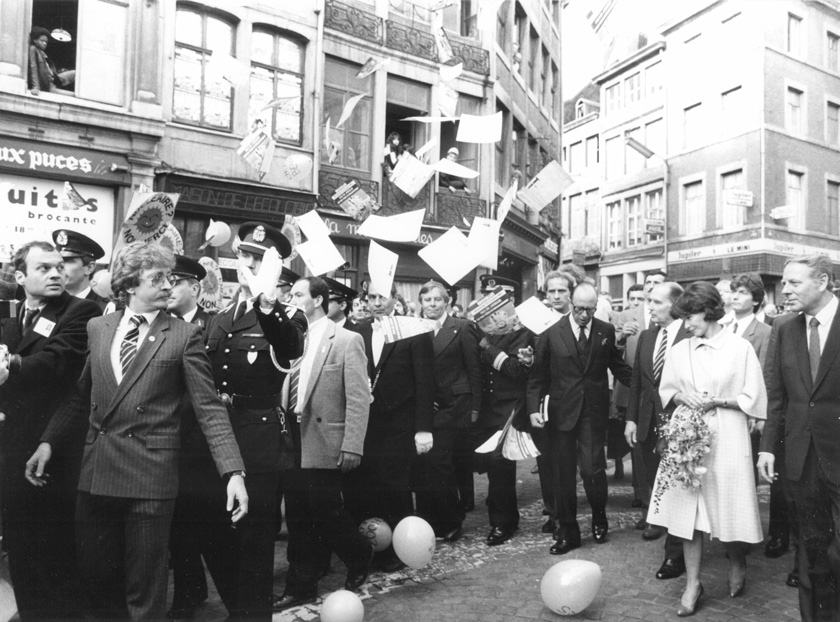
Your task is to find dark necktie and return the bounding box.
[653,332,668,384]
[809,317,821,384]
[288,369,300,414]
[22,307,39,331]
[233,300,247,323]
[732,321,739,334]
[577,325,587,351]
[119,315,145,376]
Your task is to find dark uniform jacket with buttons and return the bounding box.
[205,299,306,473]
[43,311,245,499]
[477,327,535,430]
[432,316,482,429]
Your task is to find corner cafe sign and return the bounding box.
[668,238,840,264]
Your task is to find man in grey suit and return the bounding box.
[274,276,373,611]
[26,242,248,621]
[729,272,771,368]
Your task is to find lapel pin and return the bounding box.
[148,336,156,342]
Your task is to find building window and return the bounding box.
[646,62,662,96]
[787,87,803,134]
[513,3,526,78]
[585,189,600,238]
[787,170,804,229]
[721,86,744,136]
[550,62,559,119]
[495,102,509,186]
[173,7,235,130]
[541,46,550,107]
[683,180,705,235]
[528,27,539,92]
[605,136,622,179]
[248,30,304,145]
[829,180,840,234]
[720,169,744,229]
[625,72,641,105]
[626,195,642,246]
[323,58,372,171]
[568,141,582,174]
[605,82,621,114]
[607,201,623,249]
[645,189,663,242]
[828,32,839,71]
[828,101,840,145]
[585,135,599,166]
[569,193,584,239]
[683,103,701,148]
[442,0,478,38]
[788,14,802,55]
[497,1,509,49]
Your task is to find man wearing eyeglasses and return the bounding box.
[526,282,632,556]
[26,242,248,621]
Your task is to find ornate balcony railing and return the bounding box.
[318,169,380,212]
[385,20,437,63]
[381,178,432,218]
[325,0,383,46]
[448,42,490,76]
[436,192,487,227]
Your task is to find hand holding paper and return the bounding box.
[242,247,283,302]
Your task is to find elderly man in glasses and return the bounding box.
[526,282,632,556]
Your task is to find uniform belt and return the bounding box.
[218,391,283,409]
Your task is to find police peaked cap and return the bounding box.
[52,229,106,261]
[172,254,207,281]
[235,221,292,259]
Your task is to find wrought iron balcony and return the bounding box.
[325,0,383,46]
[385,20,437,63]
[381,178,432,218]
[318,169,380,212]
[436,192,487,227]
[447,42,490,76]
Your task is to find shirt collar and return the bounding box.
[809,295,839,329]
[692,325,730,350]
[664,319,682,339]
[74,286,92,300]
[180,306,198,324]
[125,308,159,327]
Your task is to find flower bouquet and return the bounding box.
[652,404,712,512]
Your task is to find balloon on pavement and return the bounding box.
[392,516,435,569]
[359,518,392,552]
[91,269,112,298]
[320,590,364,622]
[540,559,602,616]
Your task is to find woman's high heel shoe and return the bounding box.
[729,560,747,598]
[677,583,704,617]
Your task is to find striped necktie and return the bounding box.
[119,315,145,375]
[652,331,668,384]
[288,369,300,413]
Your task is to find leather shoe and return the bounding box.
[765,535,789,559]
[643,524,665,540]
[635,518,648,530]
[786,569,800,588]
[592,522,608,543]
[440,525,463,543]
[345,545,374,591]
[541,518,556,534]
[485,526,515,546]
[550,535,581,555]
[272,593,316,612]
[656,557,686,580]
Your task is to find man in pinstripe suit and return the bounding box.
[26,242,248,621]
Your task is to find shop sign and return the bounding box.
[668,238,840,264]
[0,173,115,262]
[320,214,441,246]
[0,137,130,183]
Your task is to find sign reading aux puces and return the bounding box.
[0,173,115,263]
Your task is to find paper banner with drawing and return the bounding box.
[417,226,480,285]
[237,124,275,180]
[439,83,459,118]
[197,256,224,312]
[515,296,561,335]
[332,179,379,221]
[390,155,435,199]
[357,209,425,243]
[121,192,179,245]
[456,112,503,143]
[433,157,479,179]
[516,160,574,212]
[377,316,439,344]
[356,57,390,79]
[466,287,521,336]
[368,240,398,296]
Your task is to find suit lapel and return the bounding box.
[301,322,334,409]
[559,318,582,370]
[584,320,602,372]
[377,341,396,370]
[792,313,812,391]
[813,305,840,394]
[98,312,121,397]
[433,316,458,358]
[641,326,659,382]
[16,293,67,353]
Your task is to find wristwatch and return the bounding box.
[226,470,246,481]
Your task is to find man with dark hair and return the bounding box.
[0,240,101,620]
[729,272,771,368]
[759,255,840,622]
[527,282,632,555]
[28,26,76,96]
[273,277,372,610]
[626,284,645,309]
[322,277,357,328]
[26,242,248,621]
[625,281,687,579]
[52,229,108,309]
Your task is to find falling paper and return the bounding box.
[467,217,501,270]
[356,57,390,79]
[296,210,332,241]
[496,180,518,222]
[297,237,346,276]
[515,296,562,335]
[368,240,398,296]
[402,116,458,124]
[335,93,367,129]
[390,155,436,198]
[61,182,93,211]
[418,226,480,286]
[357,209,426,243]
[430,0,456,11]
[439,83,459,117]
[261,95,298,112]
[434,27,454,63]
[433,157,479,179]
[332,180,379,221]
[517,160,574,212]
[456,112,503,143]
[207,51,249,89]
[440,62,463,83]
[414,139,437,163]
[377,316,439,344]
[237,124,275,180]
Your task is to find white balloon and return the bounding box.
[91,269,112,299]
[282,154,313,183]
[320,590,364,622]
[205,220,232,248]
[359,518,392,553]
[392,516,435,569]
[540,560,602,616]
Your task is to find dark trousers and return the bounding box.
[471,426,519,529]
[769,436,801,572]
[789,443,840,622]
[3,472,85,621]
[553,412,608,527]
[202,472,279,621]
[532,427,558,519]
[75,492,175,621]
[452,427,474,508]
[415,427,463,534]
[284,467,371,596]
[640,429,684,562]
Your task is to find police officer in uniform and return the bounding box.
[323,277,357,329]
[201,221,307,621]
[470,276,534,546]
[51,229,109,309]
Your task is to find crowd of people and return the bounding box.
[0,219,835,622]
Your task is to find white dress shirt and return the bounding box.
[74,286,92,300]
[806,295,839,355]
[730,313,755,338]
[111,309,160,383]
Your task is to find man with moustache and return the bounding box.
[624,281,687,580]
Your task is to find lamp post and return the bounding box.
[625,136,669,271]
